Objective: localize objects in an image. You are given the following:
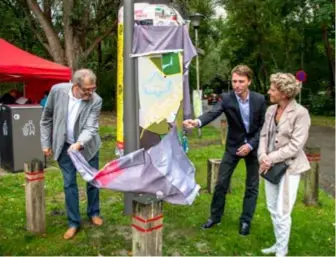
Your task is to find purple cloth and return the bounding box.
[68,126,200,205]
[132,25,197,119]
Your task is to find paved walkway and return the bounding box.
[306,126,335,197]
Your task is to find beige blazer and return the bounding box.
[258,99,311,175]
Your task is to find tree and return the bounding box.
[0,0,43,55]
[5,0,120,69]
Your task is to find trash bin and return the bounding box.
[0,105,44,172]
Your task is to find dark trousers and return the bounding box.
[58,144,100,228]
[210,152,259,224]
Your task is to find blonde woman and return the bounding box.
[258,73,311,256]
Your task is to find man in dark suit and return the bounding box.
[183,65,266,235]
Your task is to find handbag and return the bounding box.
[261,109,289,184]
[261,162,288,184]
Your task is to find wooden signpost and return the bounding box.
[24,159,45,233]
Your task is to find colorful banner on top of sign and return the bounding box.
[118,3,184,26]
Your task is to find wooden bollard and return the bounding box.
[24,159,45,233]
[220,119,227,145]
[207,159,231,194]
[132,195,163,256]
[303,146,321,206]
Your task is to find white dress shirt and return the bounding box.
[66,89,82,144]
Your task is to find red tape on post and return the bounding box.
[132,214,163,223]
[26,176,45,182]
[132,224,163,233]
[306,154,321,162]
[25,171,44,176]
[25,171,45,182]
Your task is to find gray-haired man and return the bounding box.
[40,69,103,239]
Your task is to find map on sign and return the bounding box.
[138,52,183,131]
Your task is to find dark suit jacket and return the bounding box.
[0,93,16,104]
[198,91,266,157]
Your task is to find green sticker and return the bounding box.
[162,53,181,75]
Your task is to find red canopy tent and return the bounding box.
[0,38,71,102]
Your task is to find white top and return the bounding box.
[15,97,29,104]
[66,88,82,144]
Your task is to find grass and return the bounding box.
[310,115,335,129]
[0,125,334,256]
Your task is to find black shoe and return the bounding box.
[239,222,250,236]
[201,219,220,229]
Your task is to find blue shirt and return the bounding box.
[235,92,250,133]
[235,92,253,150]
[197,92,253,150]
[40,96,48,108]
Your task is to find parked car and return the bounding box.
[207,93,220,105]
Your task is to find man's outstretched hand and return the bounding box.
[183,119,200,129]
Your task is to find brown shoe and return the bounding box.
[91,216,103,226]
[63,227,78,240]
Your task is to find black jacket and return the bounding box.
[198,91,266,156]
[0,93,16,104]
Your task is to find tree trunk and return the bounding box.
[322,24,335,91]
[73,37,85,69]
[24,0,117,69]
[42,0,52,21]
[26,0,65,64]
[63,0,75,69]
[98,42,102,67]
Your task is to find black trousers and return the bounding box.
[210,151,259,224]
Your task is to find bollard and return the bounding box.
[207,159,231,194]
[24,159,45,233]
[132,195,163,256]
[220,119,227,145]
[303,146,320,206]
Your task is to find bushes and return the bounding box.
[308,93,335,116]
[96,68,116,111]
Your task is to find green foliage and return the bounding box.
[0,83,24,96]
[183,0,335,115]
[309,94,335,116]
[0,1,47,57]
[96,68,117,111]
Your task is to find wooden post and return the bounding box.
[207,159,231,194]
[220,119,227,145]
[24,159,45,233]
[303,146,321,206]
[132,195,163,256]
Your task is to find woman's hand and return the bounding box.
[259,157,272,174]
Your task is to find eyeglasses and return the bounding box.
[78,84,97,94]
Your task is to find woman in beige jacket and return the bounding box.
[258,73,311,257]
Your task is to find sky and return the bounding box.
[214,5,227,19]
